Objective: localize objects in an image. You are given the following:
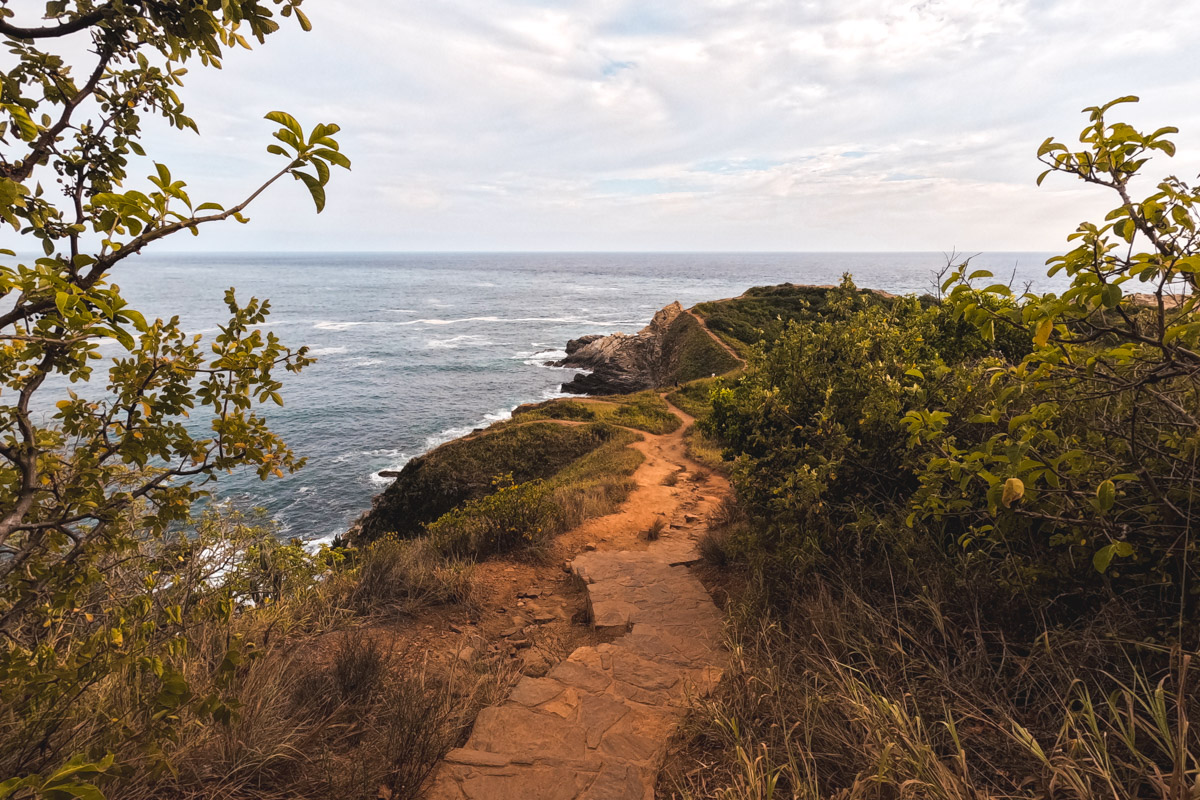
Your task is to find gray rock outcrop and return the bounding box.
[556,302,686,394]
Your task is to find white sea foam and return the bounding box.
[303,532,339,553]
[350,357,383,366]
[514,348,575,369]
[426,334,494,349]
[333,447,407,465]
[422,407,514,451]
[309,346,348,356]
[313,320,368,331]
[541,386,584,400]
[394,316,642,327]
[368,451,414,485]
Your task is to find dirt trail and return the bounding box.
[684,308,745,366]
[423,399,729,799]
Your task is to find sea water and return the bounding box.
[77,251,1061,543]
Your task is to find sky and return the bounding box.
[75,0,1200,250]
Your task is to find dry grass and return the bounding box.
[337,535,477,615]
[645,516,668,541]
[125,625,516,800]
[661,582,1200,800]
[697,527,730,567]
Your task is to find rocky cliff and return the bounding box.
[556,301,740,394]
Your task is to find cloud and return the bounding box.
[125,0,1200,251]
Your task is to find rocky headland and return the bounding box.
[555,300,741,395]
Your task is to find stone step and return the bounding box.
[424,537,726,799]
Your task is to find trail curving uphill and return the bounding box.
[424,399,729,799]
[684,307,745,367]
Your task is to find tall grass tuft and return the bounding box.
[663,583,1199,800]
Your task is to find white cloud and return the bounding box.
[117,0,1200,251]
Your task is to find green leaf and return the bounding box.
[1092,541,1134,573]
[1101,283,1122,308]
[264,110,303,137]
[314,148,351,169]
[1096,479,1115,513]
[294,171,326,213]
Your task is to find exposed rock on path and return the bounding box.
[423,401,728,799]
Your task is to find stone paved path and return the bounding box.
[424,531,725,799]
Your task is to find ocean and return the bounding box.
[93,251,1061,543]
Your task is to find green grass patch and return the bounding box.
[667,377,720,418]
[683,423,728,474]
[512,391,681,434]
[425,425,644,557]
[661,309,741,383]
[356,421,632,541]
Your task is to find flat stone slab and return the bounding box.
[424,537,726,799]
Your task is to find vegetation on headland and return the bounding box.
[664,98,1200,799]
[355,421,639,540]
[661,308,743,383]
[2,0,1196,793]
[422,422,644,558]
[512,390,682,434]
[693,283,896,357]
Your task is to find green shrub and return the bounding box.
[694,283,892,355]
[426,477,552,558]
[708,277,992,582]
[903,98,1200,620]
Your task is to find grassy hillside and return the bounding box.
[511,391,681,434]
[426,420,644,557]
[355,421,637,541]
[661,308,741,383]
[693,282,894,355]
[665,376,720,418]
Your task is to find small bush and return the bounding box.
[344,536,475,614]
[427,477,552,558]
[683,424,728,473]
[697,527,730,567]
[667,377,721,418]
[707,496,744,530]
[332,660,517,799]
[661,470,681,486]
[550,478,637,531]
